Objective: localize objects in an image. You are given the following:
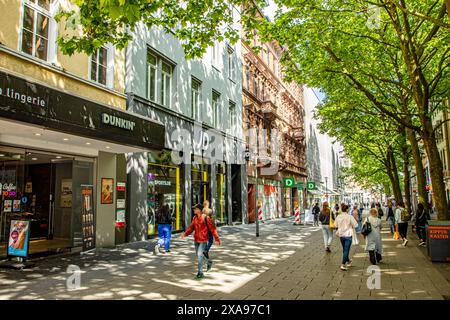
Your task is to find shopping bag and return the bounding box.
[329,212,336,229]
[393,224,401,240]
[352,228,360,245]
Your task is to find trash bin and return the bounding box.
[426,220,450,262]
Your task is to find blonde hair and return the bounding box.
[203,200,210,208]
[369,208,378,217]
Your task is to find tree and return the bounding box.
[56,0,264,58]
[258,0,450,220]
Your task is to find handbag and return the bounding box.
[361,218,372,236]
[393,224,401,240]
[329,212,336,229]
[352,228,359,245]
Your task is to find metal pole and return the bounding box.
[255,126,259,237]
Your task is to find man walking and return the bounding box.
[312,203,320,226]
[385,201,396,234]
[181,204,221,279]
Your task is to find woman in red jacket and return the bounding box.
[181,204,221,279]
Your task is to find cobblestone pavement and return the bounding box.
[0,215,449,300]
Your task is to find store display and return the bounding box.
[3,200,12,212]
[7,220,30,258]
[81,185,95,251]
[13,200,20,212]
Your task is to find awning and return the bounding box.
[307,189,321,195]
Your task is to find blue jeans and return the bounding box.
[204,235,214,254]
[195,242,210,275]
[387,216,395,234]
[157,224,172,251]
[340,236,352,265]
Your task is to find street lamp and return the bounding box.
[325,176,328,203]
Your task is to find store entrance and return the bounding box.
[0,147,90,257]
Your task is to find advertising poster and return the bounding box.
[81,185,95,251]
[4,200,12,212]
[7,220,30,258]
[101,178,114,204]
[116,199,125,209]
[25,182,32,193]
[60,179,73,208]
[13,200,21,212]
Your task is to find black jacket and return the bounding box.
[415,208,430,226]
[319,210,335,225]
[156,204,172,224]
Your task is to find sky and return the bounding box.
[263,0,278,21]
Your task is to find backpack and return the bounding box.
[400,208,411,222]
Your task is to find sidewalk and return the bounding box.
[0,216,449,300]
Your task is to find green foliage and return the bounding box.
[57,0,266,58]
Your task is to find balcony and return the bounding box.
[261,100,278,121]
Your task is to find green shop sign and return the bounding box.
[283,178,295,188]
[297,182,305,190]
[307,182,316,190]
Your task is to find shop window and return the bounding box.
[147,162,182,236]
[21,0,51,61]
[191,77,202,121]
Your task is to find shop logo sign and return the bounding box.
[154,180,171,186]
[0,86,46,107]
[102,113,135,131]
[366,265,381,290]
[284,178,295,188]
[307,182,316,190]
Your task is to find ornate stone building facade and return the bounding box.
[242,31,307,223]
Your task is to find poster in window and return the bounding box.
[101,178,114,204]
[25,182,32,193]
[4,200,12,212]
[13,200,21,212]
[60,179,72,208]
[81,185,95,251]
[7,220,30,258]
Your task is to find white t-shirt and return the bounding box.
[335,213,358,237]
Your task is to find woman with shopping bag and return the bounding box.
[364,208,383,264]
[319,202,335,252]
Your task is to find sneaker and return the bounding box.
[419,242,427,247]
[346,260,353,267]
[196,273,204,279]
[206,261,213,272]
[403,239,408,246]
[340,265,348,271]
[326,247,331,253]
[165,250,171,253]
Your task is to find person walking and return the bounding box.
[154,197,173,255]
[376,203,384,219]
[334,204,358,271]
[202,200,216,259]
[364,208,383,264]
[181,204,221,279]
[395,202,411,246]
[415,202,430,247]
[351,205,361,233]
[312,203,320,226]
[385,201,396,234]
[319,201,335,252]
[333,203,340,216]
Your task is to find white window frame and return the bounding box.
[229,100,236,132]
[212,91,221,128]
[191,78,202,121]
[161,61,173,108]
[147,52,158,103]
[227,46,235,81]
[88,44,114,89]
[20,0,58,63]
[211,41,221,69]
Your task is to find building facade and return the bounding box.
[242,20,307,222]
[0,0,166,257]
[125,5,247,241]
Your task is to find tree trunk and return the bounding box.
[406,128,428,206]
[402,144,412,214]
[446,0,450,19]
[421,120,450,220]
[387,148,403,203]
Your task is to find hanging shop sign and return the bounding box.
[0,71,165,150]
[283,178,295,188]
[7,220,30,258]
[307,182,316,190]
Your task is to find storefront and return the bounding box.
[0,71,164,257]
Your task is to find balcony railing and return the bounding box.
[261,100,277,120]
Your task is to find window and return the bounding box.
[191,78,201,121]
[161,61,172,107]
[212,91,221,128]
[90,47,108,85]
[227,46,235,81]
[146,49,175,108]
[212,42,220,68]
[229,101,236,131]
[21,0,51,60]
[147,53,157,102]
